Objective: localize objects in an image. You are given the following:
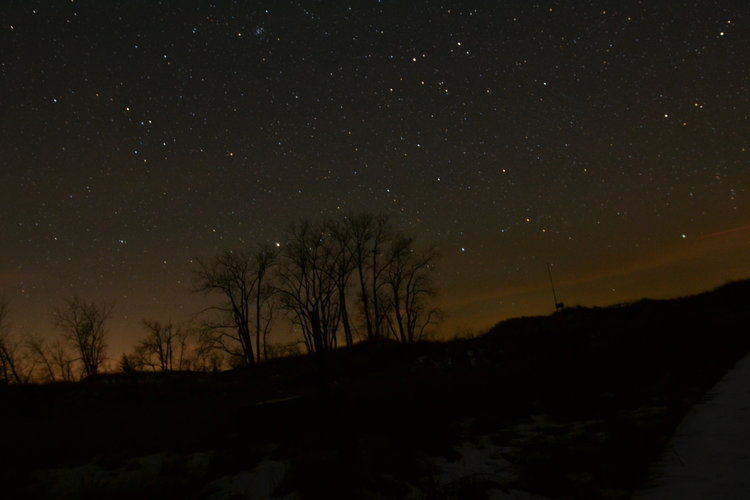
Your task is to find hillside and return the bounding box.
[2,279,749,499]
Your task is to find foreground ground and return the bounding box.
[2,279,749,499]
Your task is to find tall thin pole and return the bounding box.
[547,262,560,311]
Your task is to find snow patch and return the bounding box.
[38,451,212,497]
[207,459,292,500]
[435,436,514,485]
[486,487,551,499]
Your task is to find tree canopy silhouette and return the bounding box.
[193,244,278,366]
[52,297,113,378]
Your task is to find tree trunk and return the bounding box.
[238,321,255,366]
[391,285,407,343]
[255,292,262,364]
[339,287,353,347]
[0,346,23,384]
[357,263,374,339]
[310,308,325,354]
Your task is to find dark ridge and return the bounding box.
[2,279,749,499]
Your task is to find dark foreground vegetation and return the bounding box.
[2,279,749,499]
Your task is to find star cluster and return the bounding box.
[1,1,749,351]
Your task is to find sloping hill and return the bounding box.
[2,279,749,499]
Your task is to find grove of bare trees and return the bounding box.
[132,320,191,371]
[0,213,441,383]
[52,297,114,378]
[277,219,343,354]
[26,334,76,383]
[192,213,442,365]
[1,297,87,384]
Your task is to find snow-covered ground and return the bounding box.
[432,422,554,499]
[207,459,292,500]
[434,436,514,486]
[36,452,295,499]
[37,451,212,497]
[634,352,750,499]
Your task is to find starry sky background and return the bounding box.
[2,1,749,358]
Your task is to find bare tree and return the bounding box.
[26,333,55,383]
[119,353,137,374]
[134,320,190,371]
[53,297,113,378]
[383,236,442,343]
[276,219,341,354]
[347,213,393,340]
[49,338,76,381]
[328,217,357,347]
[27,334,77,383]
[275,214,440,352]
[193,244,277,366]
[0,298,25,384]
[192,326,227,371]
[253,244,278,362]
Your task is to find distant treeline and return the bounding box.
[0,213,442,383]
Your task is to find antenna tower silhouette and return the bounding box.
[547,262,564,312]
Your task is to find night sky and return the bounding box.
[2,1,749,358]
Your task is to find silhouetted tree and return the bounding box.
[135,320,190,371]
[253,244,278,362]
[119,353,136,374]
[27,335,76,382]
[194,249,258,365]
[264,341,304,360]
[328,217,357,347]
[193,245,278,366]
[48,338,76,381]
[0,298,24,384]
[383,236,442,343]
[26,334,57,383]
[277,219,340,354]
[53,297,113,378]
[347,213,393,340]
[192,326,227,371]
